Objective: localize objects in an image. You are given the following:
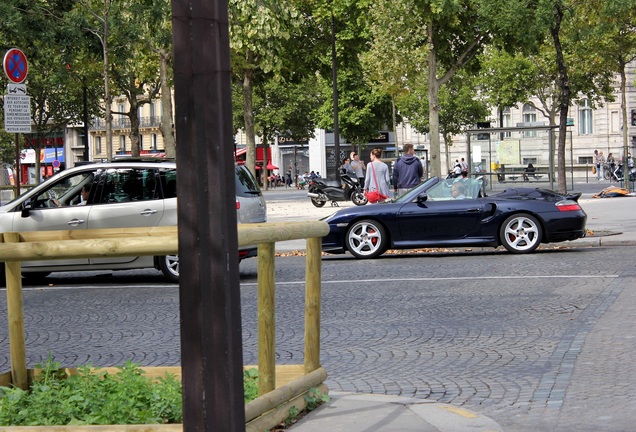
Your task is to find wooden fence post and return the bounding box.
[304,237,322,374]
[257,242,276,395]
[4,232,27,390]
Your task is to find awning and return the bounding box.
[235,148,247,156]
[267,163,278,170]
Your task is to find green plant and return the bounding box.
[0,358,261,426]
[243,368,259,403]
[304,387,330,411]
[285,405,299,426]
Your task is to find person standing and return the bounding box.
[460,157,469,175]
[364,148,390,203]
[598,151,605,180]
[392,143,423,196]
[341,157,353,173]
[594,149,602,180]
[350,152,366,188]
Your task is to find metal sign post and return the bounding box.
[3,49,30,197]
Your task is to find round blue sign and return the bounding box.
[3,48,28,84]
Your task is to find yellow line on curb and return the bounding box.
[439,405,479,418]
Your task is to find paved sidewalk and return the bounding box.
[289,393,503,432]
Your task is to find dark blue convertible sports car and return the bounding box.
[321,177,587,259]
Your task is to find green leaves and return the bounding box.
[0,358,258,426]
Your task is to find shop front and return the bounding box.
[19,147,65,184]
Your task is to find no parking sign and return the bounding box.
[3,48,28,83]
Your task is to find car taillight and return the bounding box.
[236,201,240,210]
[556,200,581,212]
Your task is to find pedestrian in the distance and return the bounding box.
[350,152,366,188]
[364,148,390,203]
[392,143,423,197]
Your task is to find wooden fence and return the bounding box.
[0,221,329,431]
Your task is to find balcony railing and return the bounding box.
[90,116,162,131]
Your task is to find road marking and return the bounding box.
[0,274,618,291]
[239,274,619,286]
[439,405,479,418]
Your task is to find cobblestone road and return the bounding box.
[1,246,635,431]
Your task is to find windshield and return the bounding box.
[393,177,438,203]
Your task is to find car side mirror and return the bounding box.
[417,193,428,204]
[21,204,31,218]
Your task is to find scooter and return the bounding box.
[612,163,636,182]
[307,169,368,207]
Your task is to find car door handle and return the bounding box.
[67,218,85,226]
[465,208,481,212]
[140,209,158,216]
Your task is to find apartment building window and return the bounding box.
[119,135,126,154]
[118,104,126,127]
[152,133,158,151]
[611,111,620,133]
[95,136,102,154]
[523,103,537,137]
[501,107,512,138]
[139,134,143,151]
[579,99,593,135]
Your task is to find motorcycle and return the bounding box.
[307,169,368,207]
[611,163,636,183]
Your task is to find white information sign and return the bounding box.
[3,93,31,133]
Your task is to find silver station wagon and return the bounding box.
[0,160,266,283]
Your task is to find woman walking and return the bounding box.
[364,147,391,203]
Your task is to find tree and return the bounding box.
[580,0,636,179]
[360,0,426,151]
[136,0,176,158]
[228,0,303,179]
[398,71,490,169]
[362,0,491,177]
[311,0,393,148]
[481,0,615,192]
[0,0,102,183]
[70,0,121,161]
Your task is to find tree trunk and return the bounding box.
[551,6,569,194]
[103,14,113,161]
[427,23,441,177]
[391,95,398,152]
[159,49,176,158]
[129,96,140,157]
[619,59,629,177]
[243,66,257,180]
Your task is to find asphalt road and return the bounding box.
[2,245,636,431]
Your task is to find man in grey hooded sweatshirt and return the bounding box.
[393,143,423,197]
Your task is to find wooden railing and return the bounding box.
[0,221,329,431]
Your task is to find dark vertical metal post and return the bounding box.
[83,85,89,161]
[331,12,340,182]
[171,1,245,431]
[14,133,20,196]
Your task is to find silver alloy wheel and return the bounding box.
[159,254,179,282]
[346,219,387,259]
[499,213,542,253]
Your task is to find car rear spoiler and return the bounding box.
[565,192,582,202]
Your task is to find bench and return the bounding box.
[499,173,547,183]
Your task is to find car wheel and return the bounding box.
[158,254,179,283]
[346,219,387,259]
[351,191,368,206]
[499,213,542,253]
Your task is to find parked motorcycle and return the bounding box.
[307,169,368,207]
[611,163,636,183]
